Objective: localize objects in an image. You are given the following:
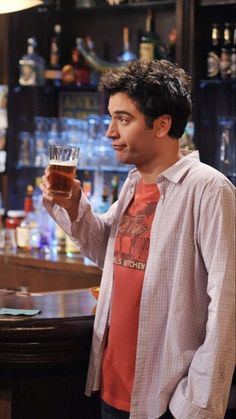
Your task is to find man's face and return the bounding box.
[107,92,157,169]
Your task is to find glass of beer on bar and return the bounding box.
[49,144,80,198]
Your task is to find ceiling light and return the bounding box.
[0,0,43,14]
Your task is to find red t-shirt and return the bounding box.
[101,181,160,411]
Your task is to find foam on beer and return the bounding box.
[49,159,78,166]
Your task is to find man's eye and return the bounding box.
[119,117,128,125]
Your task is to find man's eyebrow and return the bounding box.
[108,110,134,117]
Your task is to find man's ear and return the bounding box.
[154,115,172,138]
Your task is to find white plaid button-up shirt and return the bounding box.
[45,150,235,419]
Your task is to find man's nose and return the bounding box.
[106,122,119,139]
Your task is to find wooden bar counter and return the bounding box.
[0,250,102,292]
[0,288,101,419]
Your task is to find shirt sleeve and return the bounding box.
[170,178,235,419]
[43,190,118,269]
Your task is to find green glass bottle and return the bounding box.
[139,9,167,61]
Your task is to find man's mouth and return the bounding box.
[113,144,126,152]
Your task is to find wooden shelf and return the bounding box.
[0,250,102,292]
[59,1,175,12]
[200,0,236,6]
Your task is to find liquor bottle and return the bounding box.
[45,24,62,85]
[62,38,90,85]
[0,202,5,250]
[111,174,119,204]
[19,37,45,86]
[230,23,236,79]
[32,177,53,252]
[94,184,110,214]
[49,24,62,69]
[5,210,25,251]
[85,36,100,86]
[167,28,177,63]
[220,23,232,79]
[82,170,92,199]
[24,184,34,213]
[139,9,167,61]
[65,234,81,257]
[117,27,137,63]
[16,184,38,250]
[55,224,66,254]
[32,177,42,213]
[207,23,220,79]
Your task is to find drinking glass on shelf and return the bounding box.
[59,117,69,146]
[18,131,34,167]
[86,114,101,168]
[75,118,88,167]
[49,144,80,198]
[47,117,60,147]
[99,114,117,168]
[34,116,48,167]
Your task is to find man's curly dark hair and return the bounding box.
[99,59,192,139]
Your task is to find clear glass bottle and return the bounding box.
[5,210,25,251]
[16,185,38,250]
[49,24,62,70]
[230,23,236,79]
[118,27,137,63]
[85,36,99,86]
[207,23,221,79]
[220,23,232,79]
[19,37,45,86]
[45,24,62,86]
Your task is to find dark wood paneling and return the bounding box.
[175,0,196,75]
[0,15,9,85]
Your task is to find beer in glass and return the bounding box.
[49,144,80,198]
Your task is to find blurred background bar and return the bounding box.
[0,1,235,418]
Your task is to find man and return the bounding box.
[41,60,235,419]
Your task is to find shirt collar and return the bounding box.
[127,150,200,185]
[159,149,200,184]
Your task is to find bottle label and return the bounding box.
[50,51,59,68]
[19,63,36,86]
[139,42,154,61]
[207,51,220,78]
[16,226,30,248]
[220,50,231,78]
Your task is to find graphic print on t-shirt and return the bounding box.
[114,184,159,271]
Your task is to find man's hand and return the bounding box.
[40,166,82,222]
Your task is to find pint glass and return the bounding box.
[49,144,80,198]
